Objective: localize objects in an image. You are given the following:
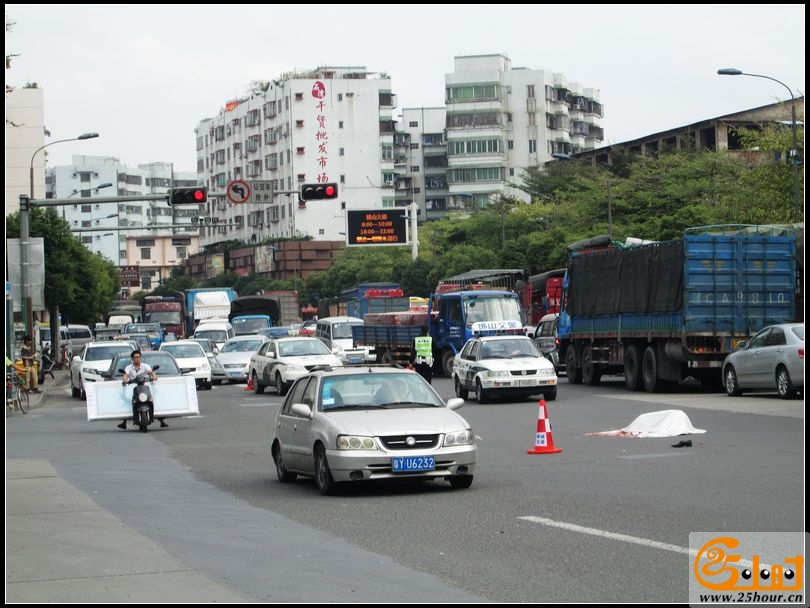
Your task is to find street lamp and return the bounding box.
[717,68,801,223]
[21,131,99,338]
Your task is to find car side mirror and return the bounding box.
[290,403,313,419]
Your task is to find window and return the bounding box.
[409,121,418,127]
[508,140,514,150]
[339,148,345,156]
[527,84,535,98]
[141,248,151,260]
[297,173,306,182]
[529,140,537,153]
[509,168,515,176]
[296,147,305,155]
[337,93,343,101]
[176,246,187,260]
[296,119,304,127]
[411,166,420,172]
[339,121,344,129]
[81,204,92,213]
[295,92,303,100]
[410,143,419,149]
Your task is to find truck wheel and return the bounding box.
[624,345,643,391]
[565,345,582,384]
[441,350,455,377]
[581,346,601,386]
[642,346,660,393]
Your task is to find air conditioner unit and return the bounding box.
[384,180,394,187]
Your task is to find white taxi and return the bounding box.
[452,322,557,403]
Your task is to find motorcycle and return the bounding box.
[38,345,57,384]
[124,365,160,433]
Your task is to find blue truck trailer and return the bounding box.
[558,225,798,392]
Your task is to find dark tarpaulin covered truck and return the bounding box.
[229,295,281,335]
[558,225,797,392]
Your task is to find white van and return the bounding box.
[67,324,94,357]
[193,320,235,350]
[315,316,374,365]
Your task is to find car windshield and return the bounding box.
[86,345,134,361]
[279,339,331,357]
[332,322,361,339]
[319,373,443,411]
[222,339,264,353]
[481,339,540,359]
[191,339,214,354]
[162,344,204,358]
[232,317,270,334]
[195,329,227,342]
[464,297,523,327]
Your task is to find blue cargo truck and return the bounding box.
[558,225,797,392]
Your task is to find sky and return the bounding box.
[6,4,805,173]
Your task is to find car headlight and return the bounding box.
[201,362,210,371]
[337,435,378,450]
[444,429,475,446]
[286,364,305,372]
[483,370,510,378]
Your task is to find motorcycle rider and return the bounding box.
[118,350,166,430]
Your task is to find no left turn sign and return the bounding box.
[227,179,251,204]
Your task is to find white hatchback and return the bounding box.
[159,340,212,390]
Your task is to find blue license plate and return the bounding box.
[228,371,242,377]
[391,455,435,473]
[348,357,362,364]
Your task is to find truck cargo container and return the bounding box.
[558,225,797,392]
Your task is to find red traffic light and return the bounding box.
[169,187,208,206]
[300,182,339,201]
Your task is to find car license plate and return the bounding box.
[228,371,242,377]
[391,455,435,473]
[348,357,362,364]
[518,379,537,386]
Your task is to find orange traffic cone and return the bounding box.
[245,375,255,391]
[527,398,562,454]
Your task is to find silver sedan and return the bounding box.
[722,323,804,399]
[271,366,477,495]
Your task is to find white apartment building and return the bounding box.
[5,87,46,216]
[394,108,448,221]
[445,54,603,207]
[195,66,396,248]
[47,156,198,279]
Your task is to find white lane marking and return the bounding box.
[618,452,693,459]
[240,402,275,407]
[517,516,758,568]
[518,515,693,555]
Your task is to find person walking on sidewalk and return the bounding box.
[20,336,39,393]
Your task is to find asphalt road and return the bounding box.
[6,373,804,602]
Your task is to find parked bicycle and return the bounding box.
[6,373,28,414]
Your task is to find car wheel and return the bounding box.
[724,365,743,397]
[273,444,297,482]
[454,376,469,400]
[624,344,643,391]
[212,379,222,386]
[565,345,582,384]
[544,386,557,401]
[314,446,337,496]
[71,379,81,399]
[475,378,488,403]
[253,372,265,394]
[581,346,601,386]
[205,381,213,390]
[776,366,797,399]
[276,371,289,396]
[448,474,474,489]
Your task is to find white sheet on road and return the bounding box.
[586,409,707,438]
[85,377,200,421]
